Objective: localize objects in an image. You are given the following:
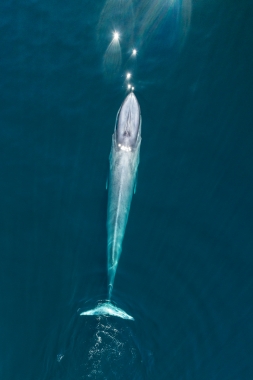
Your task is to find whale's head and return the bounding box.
[116,92,141,151]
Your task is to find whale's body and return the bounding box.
[107,93,141,299]
[81,93,141,320]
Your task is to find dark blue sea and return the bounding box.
[0,0,253,378]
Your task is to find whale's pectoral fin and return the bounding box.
[80,302,134,320]
[134,171,138,194]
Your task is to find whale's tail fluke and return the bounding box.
[80,301,134,320]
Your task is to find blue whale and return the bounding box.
[107,92,141,299]
[81,92,141,320]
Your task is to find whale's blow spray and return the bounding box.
[81,92,141,320]
[103,37,122,82]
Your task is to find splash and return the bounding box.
[49,312,151,379]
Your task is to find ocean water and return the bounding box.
[0,0,253,379]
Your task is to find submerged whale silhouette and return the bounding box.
[81,92,141,320]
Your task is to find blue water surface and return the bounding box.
[0,0,253,379]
